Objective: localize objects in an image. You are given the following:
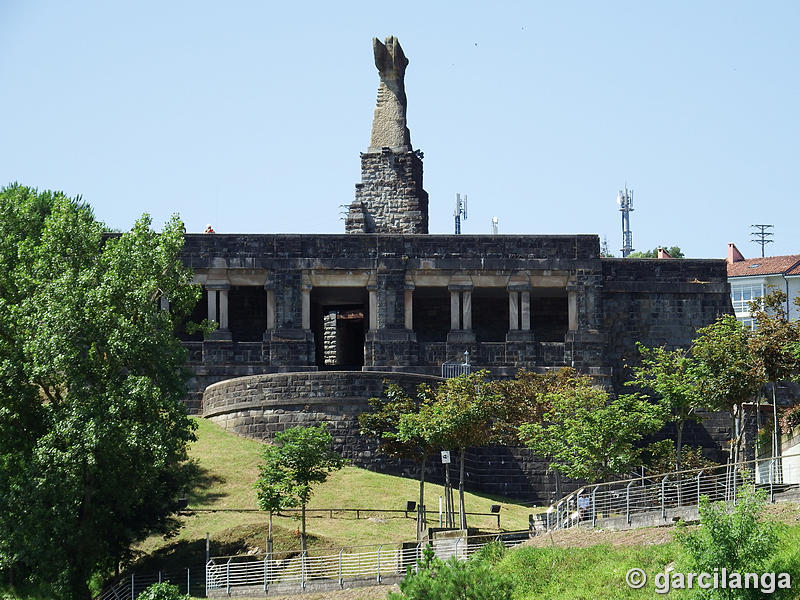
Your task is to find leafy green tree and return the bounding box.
[359,383,442,538]
[676,487,781,599]
[254,453,299,548]
[256,424,344,552]
[0,184,199,599]
[628,343,706,473]
[628,245,685,258]
[388,545,513,600]
[418,372,496,530]
[692,315,764,463]
[519,378,666,482]
[748,290,800,456]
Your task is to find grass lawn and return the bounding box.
[131,417,537,572]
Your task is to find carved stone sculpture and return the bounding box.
[369,36,412,152]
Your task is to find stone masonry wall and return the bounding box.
[202,371,571,502]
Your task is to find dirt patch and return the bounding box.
[525,525,677,549]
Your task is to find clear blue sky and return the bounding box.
[1,1,797,258]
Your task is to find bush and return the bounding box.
[676,486,782,599]
[137,582,187,600]
[388,544,512,600]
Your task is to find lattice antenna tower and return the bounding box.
[454,193,467,234]
[750,224,774,258]
[491,216,499,235]
[617,186,634,257]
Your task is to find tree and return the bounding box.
[627,245,685,258]
[359,383,441,538]
[254,452,299,549]
[748,290,800,458]
[0,184,199,599]
[628,343,705,473]
[692,314,764,464]
[418,372,496,530]
[256,425,344,552]
[519,378,666,482]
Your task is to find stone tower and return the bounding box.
[345,36,429,234]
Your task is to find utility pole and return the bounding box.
[750,224,774,258]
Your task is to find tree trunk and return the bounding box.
[676,422,684,505]
[458,447,467,530]
[301,503,307,553]
[268,510,273,546]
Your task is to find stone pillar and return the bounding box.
[207,289,217,324]
[265,281,275,330]
[568,287,578,331]
[462,290,472,331]
[450,291,461,330]
[205,282,232,341]
[368,284,378,330]
[508,291,519,331]
[219,288,229,330]
[301,284,311,330]
[404,286,414,330]
[520,291,531,331]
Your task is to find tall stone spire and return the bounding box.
[345,36,428,235]
[369,36,412,152]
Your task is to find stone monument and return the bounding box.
[345,36,429,234]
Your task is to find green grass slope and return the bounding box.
[133,417,535,570]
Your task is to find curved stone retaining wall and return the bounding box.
[202,370,566,502]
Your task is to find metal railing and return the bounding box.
[97,567,203,600]
[542,452,800,533]
[205,532,527,595]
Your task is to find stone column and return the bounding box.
[205,282,232,341]
[264,281,275,330]
[508,291,519,331]
[520,291,531,331]
[450,290,461,330]
[404,286,414,330]
[218,288,229,330]
[568,287,578,331]
[462,290,472,331]
[301,284,311,330]
[368,284,378,330]
[207,289,217,324]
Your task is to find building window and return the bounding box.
[738,317,756,330]
[731,283,764,313]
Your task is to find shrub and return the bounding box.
[676,486,781,599]
[137,582,188,600]
[388,544,513,600]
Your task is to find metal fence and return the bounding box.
[205,532,527,595]
[97,567,204,600]
[543,452,800,533]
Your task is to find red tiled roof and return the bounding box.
[727,255,800,277]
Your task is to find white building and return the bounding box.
[726,242,800,327]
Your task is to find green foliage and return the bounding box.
[136,583,188,600]
[255,424,344,549]
[0,184,199,599]
[628,245,685,258]
[676,487,780,599]
[388,545,513,600]
[519,377,666,482]
[470,540,506,566]
[692,314,763,414]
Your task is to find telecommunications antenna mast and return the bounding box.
[454,193,468,234]
[750,224,774,258]
[617,186,634,257]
